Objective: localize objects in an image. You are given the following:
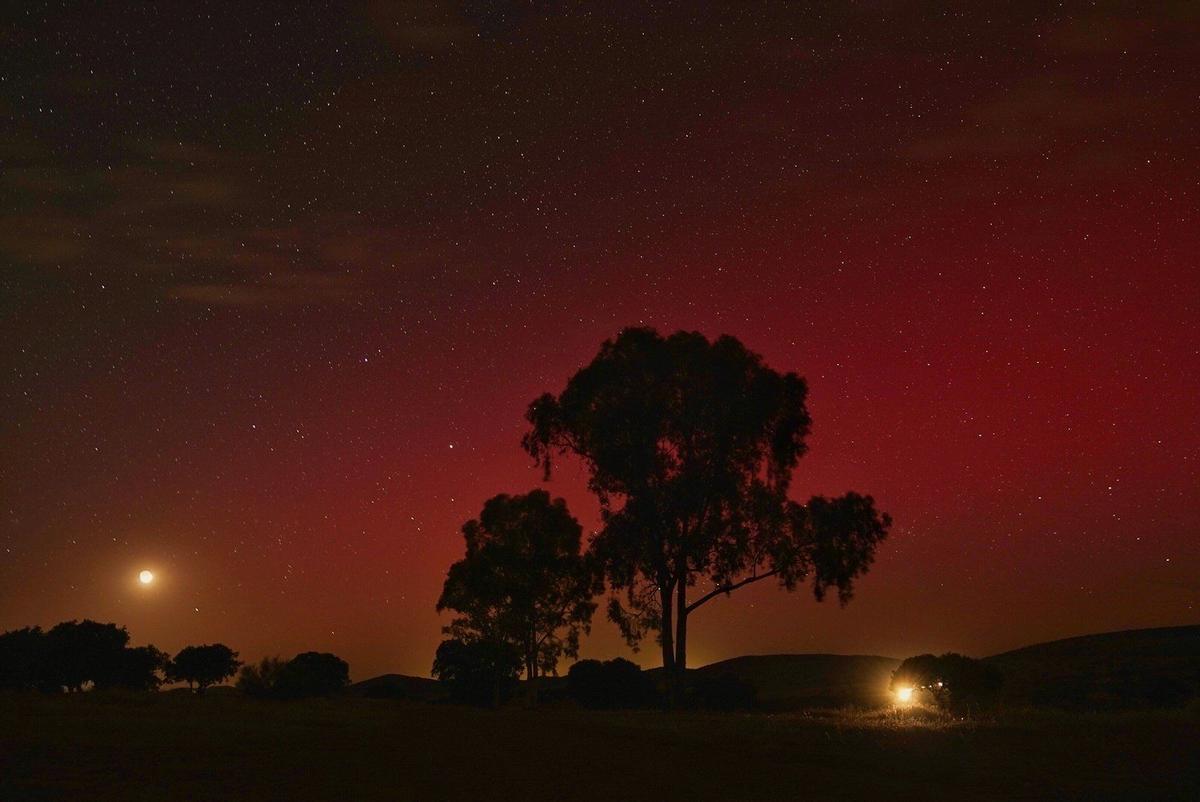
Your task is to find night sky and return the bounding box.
[3,2,1197,681]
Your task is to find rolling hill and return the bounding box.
[665,625,1200,710]
[350,673,444,702]
[685,654,900,709]
[983,624,1200,709]
[349,624,1200,710]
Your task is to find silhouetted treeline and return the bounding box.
[1,621,355,700]
[0,621,170,693]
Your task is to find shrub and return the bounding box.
[567,658,658,709]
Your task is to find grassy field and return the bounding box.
[2,694,1197,801]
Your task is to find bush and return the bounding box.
[567,658,658,709]
[891,653,1003,712]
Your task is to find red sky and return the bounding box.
[2,3,1197,679]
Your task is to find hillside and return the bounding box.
[687,654,900,709]
[350,673,444,703]
[984,624,1200,709]
[349,625,1200,711]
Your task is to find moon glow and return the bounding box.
[138,570,154,585]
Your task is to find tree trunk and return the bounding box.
[660,583,676,707]
[526,653,539,706]
[674,578,688,705]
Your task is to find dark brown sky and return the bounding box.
[2,2,1197,680]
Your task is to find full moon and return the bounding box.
[138,569,154,585]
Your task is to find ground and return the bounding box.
[1,694,1197,801]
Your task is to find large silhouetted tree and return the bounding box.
[523,328,892,702]
[44,620,131,692]
[168,644,240,692]
[437,490,599,699]
[2,622,167,692]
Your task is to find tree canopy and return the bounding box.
[274,652,350,698]
[0,626,48,691]
[523,328,891,700]
[168,644,240,692]
[0,621,167,692]
[437,490,599,685]
[45,619,132,692]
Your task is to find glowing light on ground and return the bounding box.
[138,570,154,585]
[896,686,914,704]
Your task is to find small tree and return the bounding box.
[437,490,599,699]
[274,652,350,698]
[168,644,240,692]
[432,638,521,707]
[524,328,891,703]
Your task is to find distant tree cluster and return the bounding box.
[435,328,892,707]
[236,652,350,699]
[0,620,239,694]
[890,653,1003,712]
[0,621,354,701]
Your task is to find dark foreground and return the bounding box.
[2,694,1197,801]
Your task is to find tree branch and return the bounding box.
[685,568,779,615]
